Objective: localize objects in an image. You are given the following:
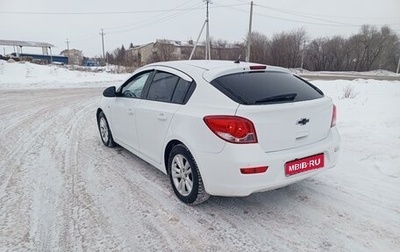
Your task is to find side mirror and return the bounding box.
[103,86,116,97]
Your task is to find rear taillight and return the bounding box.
[203,115,258,144]
[331,104,337,127]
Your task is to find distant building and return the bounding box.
[153,39,206,61]
[126,43,154,66]
[126,39,241,66]
[0,39,68,64]
[60,49,83,65]
[126,40,206,65]
[10,53,68,65]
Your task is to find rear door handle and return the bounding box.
[127,109,134,115]
[157,113,167,121]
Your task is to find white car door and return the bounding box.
[110,71,152,151]
[136,70,193,164]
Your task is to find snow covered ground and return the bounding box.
[0,60,130,89]
[0,60,399,251]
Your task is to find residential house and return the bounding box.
[126,43,154,66]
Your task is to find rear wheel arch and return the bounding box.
[164,140,183,174]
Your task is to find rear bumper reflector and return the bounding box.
[240,166,268,174]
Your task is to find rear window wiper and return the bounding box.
[255,93,297,104]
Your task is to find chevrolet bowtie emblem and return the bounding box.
[297,118,310,125]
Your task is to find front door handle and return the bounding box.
[127,109,134,115]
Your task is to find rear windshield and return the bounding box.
[210,71,324,105]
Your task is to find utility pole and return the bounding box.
[300,40,306,69]
[246,1,253,62]
[205,0,212,60]
[66,38,70,51]
[100,29,106,61]
[189,21,207,60]
[189,1,212,60]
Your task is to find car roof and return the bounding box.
[145,60,291,82]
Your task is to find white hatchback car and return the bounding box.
[97,60,340,204]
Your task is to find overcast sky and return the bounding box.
[1,0,399,57]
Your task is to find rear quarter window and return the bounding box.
[172,78,192,104]
[210,71,323,105]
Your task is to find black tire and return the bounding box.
[97,111,116,147]
[168,144,209,205]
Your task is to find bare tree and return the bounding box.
[289,28,308,68]
[269,28,307,68]
[305,38,327,71]
[249,32,269,64]
[321,36,347,71]
[369,25,398,70]
[380,29,400,71]
[104,24,399,71]
[212,39,228,60]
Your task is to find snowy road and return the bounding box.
[0,86,399,252]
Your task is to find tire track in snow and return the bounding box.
[0,89,76,251]
[0,88,120,251]
[55,97,125,251]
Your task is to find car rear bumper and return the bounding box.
[195,128,341,197]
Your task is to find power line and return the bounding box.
[0,3,247,15]
[230,0,399,20]
[255,4,360,27]
[222,4,361,27]
[59,1,204,48]
[256,3,399,20]
[84,1,217,54]
[52,1,209,53]
[255,11,359,27]
[222,2,398,28]
[107,2,204,34]
[0,8,200,15]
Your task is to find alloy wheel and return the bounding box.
[171,154,193,196]
[99,117,109,143]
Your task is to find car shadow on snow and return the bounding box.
[105,144,328,214]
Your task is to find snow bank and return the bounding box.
[0,60,130,89]
[314,79,400,183]
[290,67,399,77]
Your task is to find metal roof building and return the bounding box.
[0,39,66,64]
[0,39,55,56]
[0,39,54,48]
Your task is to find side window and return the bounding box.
[121,71,151,98]
[172,78,192,104]
[147,71,179,102]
